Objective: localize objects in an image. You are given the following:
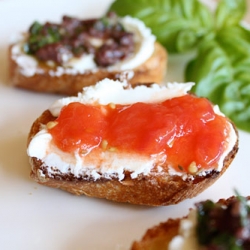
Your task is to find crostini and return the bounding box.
[9,13,166,95]
[131,195,250,249]
[27,79,238,206]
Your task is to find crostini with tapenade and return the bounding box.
[131,195,250,249]
[9,12,167,95]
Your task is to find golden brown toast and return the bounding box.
[131,218,180,250]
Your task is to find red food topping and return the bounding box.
[49,103,108,153]
[48,95,230,173]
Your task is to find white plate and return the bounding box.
[1,1,250,249]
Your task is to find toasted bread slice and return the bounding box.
[27,80,239,206]
[9,42,166,95]
[9,14,167,95]
[131,218,180,250]
[131,196,250,249]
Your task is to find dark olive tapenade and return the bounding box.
[196,196,250,250]
[23,12,135,67]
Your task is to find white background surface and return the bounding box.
[0,1,250,249]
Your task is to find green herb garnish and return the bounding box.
[24,21,62,54]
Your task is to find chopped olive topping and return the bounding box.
[23,12,135,67]
[24,21,62,54]
[196,195,250,250]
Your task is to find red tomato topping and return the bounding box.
[49,102,108,153]
[48,95,230,173]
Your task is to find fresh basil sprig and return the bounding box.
[186,0,249,132]
[109,0,250,132]
[109,0,214,53]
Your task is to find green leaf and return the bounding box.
[29,21,42,35]
[109,0,214,53]
[185,25,250,132]
[215,0,247,29]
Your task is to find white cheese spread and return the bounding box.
[168,209,199,250]
[11,16,155,77]
[27,79,237,181]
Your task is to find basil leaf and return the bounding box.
[185,25,250,132]
[29,21,42,35]
[109,0,214,53]
[215,0,247,29]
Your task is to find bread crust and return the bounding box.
[9,42,167,95]
[131,219,180,250]
[131,196,250,249]
[28,109,239,206]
